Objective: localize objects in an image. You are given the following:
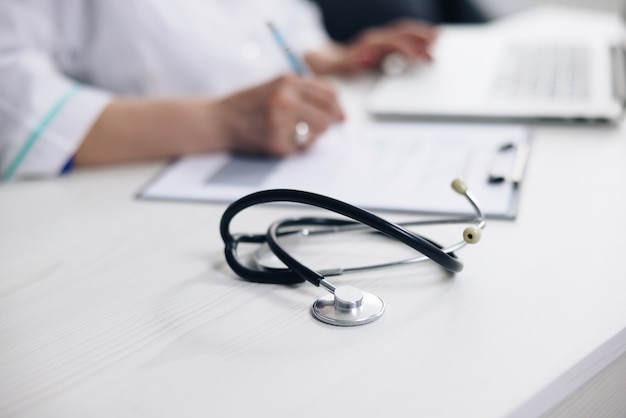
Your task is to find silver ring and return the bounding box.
[294,121,309,147]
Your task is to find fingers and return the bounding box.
[304,20,439,76]
[350,20,439,69]
[387,20,439,60]
[299,79,345,123]
[293,95,340,147]
[218,75,344,156]
[267,76,344,154]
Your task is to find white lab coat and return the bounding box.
[0,0,328,180]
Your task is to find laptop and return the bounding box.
[367,6,626,124]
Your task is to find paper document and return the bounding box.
[138,123,531,218]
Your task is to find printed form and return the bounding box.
[138,123,531,219]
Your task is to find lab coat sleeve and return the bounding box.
[0,1,112,181]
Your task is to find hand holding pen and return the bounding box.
[216,74,344,155]
[228,21,343,151]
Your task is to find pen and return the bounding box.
[266,21,313,77]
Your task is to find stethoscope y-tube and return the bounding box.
[220,178,485,326]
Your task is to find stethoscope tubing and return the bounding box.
[262,218,458,276]
[220,189,464,286]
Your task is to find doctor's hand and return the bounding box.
[214,74,345,155]
[305,20,438,75]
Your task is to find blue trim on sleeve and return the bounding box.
[2,84,82,181]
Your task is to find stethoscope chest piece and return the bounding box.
[311,285,385,326]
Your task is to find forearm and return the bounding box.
[74,98,226,166]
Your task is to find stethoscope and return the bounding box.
[220,178,485,327]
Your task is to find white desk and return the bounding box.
[1,74,626,418]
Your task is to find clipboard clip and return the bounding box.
[487,141,529,188]
[610,44,626,104]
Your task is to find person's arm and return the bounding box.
[76,75,345,166]
[74,99,221,166]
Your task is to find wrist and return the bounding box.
[193,99,231,153]
[304,44,347,75]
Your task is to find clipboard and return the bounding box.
[137,122,531,219]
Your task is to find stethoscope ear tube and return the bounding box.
[223,235,306,285]
[220,189,464,285]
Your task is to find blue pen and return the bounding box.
[266,21,313,77]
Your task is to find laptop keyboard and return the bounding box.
[491,45,589,100]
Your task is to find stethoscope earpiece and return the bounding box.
[463,226,482,244]
[451,178,468,194]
